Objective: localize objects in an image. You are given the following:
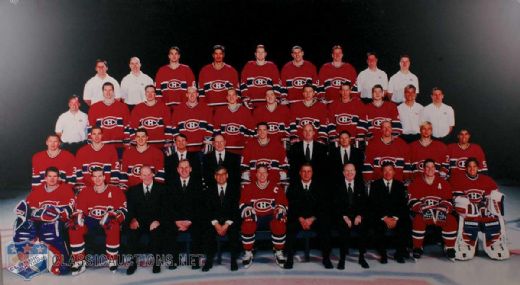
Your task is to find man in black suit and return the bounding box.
[332,163,369,269]
[368,162,410,264]
[201,166,240,272]
[125,166,165,274]
[328,130,364,182]
[162,159,206,269]
[165,134,202,185]
[202,134,241,188]
[288,124,328,184]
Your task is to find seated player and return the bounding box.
[240,166,288,268]
[408,159,457,260]
[450,158,509,260]
[13,167,74,275]
[69,167,127,275]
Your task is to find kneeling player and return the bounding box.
[450,157,510,260]
[69,167,127,275]
[408,159,457,260]
[240,166,287,268]
[13,166,74,275]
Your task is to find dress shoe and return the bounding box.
[202,262,212,272]
[358,256,369,269]
[152,265,161,273]
[126,263,137,275]
[337,259,345,270]
[322,258,333,269]
[230,259,238,271]
[395,254,405,264]
[379,252,388,264]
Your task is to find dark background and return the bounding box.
[1,0,519,195]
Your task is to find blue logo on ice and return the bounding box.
[6,240,48,280]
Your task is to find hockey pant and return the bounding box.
[412,213,457,249]
[69,216,120,262]
[241,215,286,251]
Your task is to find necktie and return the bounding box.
[347,182,354,206]
[304,184,309,191]
[386,182,391,194]
[180,153,184,160]
[219,187,225,204]
[343,149,349,164]
[305,143,311,161]
[218,153,223,165]
[145,185,150,198]
[347,183,353,193]
[182,180,187,191]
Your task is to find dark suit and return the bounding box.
[285,180,332,260]
[202,150,241,188]
[333,179,368,257]
[202,182,241,262]
[164,151,202,186]
[328,145,364,182]
[288,141,328,184]
[368,178,410,255]
[125,182,165,259]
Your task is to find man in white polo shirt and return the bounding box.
[121,57,154,109]
[356,52,388,103]
[397,85,423,143]
[55,95,88,153]
[388,55,420,104]
[421,87,455,142]
[83,59,121,106]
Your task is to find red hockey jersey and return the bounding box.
[130,101,172,148]
[239,181,288,217]
[121,146,165,187]
[213,105,254,154]
[447,143,488,179]
[171,102,214,152]
[154,64,196,107]
[252,104,290,144]
[75,144,119,186]
[198,63,239,107]
[241,138,289,184]
[280,60,318,104]
[327,99,367,142]
[289,100,329,143]
[88,101,130,147]
[75,185,127,220]
[363,137,411,181]
[32,150,76,188]
[409,140,449,177]
[27,183,75,214]
[365,101,402,139]
[450,173,498,199]
[318,62,358,102]
[408,175,453,212]
[240,61,281,106]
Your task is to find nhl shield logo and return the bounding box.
[6,240,48,280]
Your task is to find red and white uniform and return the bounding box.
[32,150,76,188]
[280,61,318,104]
[154,64,196,107]
[75,144,119,187]
[213,105,254,154]
[318,62,358,102]
[171,102,214,152]
[240,61,281,106]
[327,99,367,143]
[241,139,289,184]
[27,183,75,214]
[198,64,239,107]
[409,140,449,178]
[88,101,130,147]
[450,173,498,219]
[130,101,172,148]
[408,175,457,249]
[289,100,329,143]
[121,146,165,187]
[447,143,488,179]
[252,104,290,144]
[363,137,411,181]
[365,101,402,139]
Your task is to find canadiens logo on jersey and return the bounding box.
[38,200,60,208]
[131,164,143,176]
[253,198,275,214]
[253,77,270,87]
[291,77,308,88]
[330,77,347,87]
[167,79,183,90]
[210,80,228,91]
[456,158,467,169]
[372,117,388,128]
[255,159,273,169]
[378,157,398,167]
[224,123,241,135]
[88,206,108,219]
[465,189,485,203]
[267,122,280,133]
[336,114,354,125]
[141,117,162,129]
[87,163,104,173]
[421,196,441,207]
[100,116,120,129]
[184,119,200,131]
[299,117,317,128]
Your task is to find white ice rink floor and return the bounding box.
[1,184,519,285]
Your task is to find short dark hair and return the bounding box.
[256,121,269,129]
[45,166,60,177]
[465,157,480,168]
[102,82,114,91]
[303,83,315,91]
[176,133,187,140]
[381,161,395,169]
[135,128,148,136]
[169,46,181,54]
[340,81,352,88]
[90,166,104,173]
[366,52,377,58]
[372,84,384,92]
[423,158,436,168]
[213,45,225,53]
[90,126,103,133]
[432,87,443,93]
[144,84,155,91]
[95,59,108,67]
[405,84,417,92]
[339,130,352,137]
[214,165,228,174]
[400,54,410,60]
[300,163,313,170]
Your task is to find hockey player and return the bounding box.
[154,46,196,108]
[447,129,488,179]
[252,89,291,146]
[13,167,74,275]
[171,86,214,152]
[289,84,329,144]
[355,52,388,102]
[240,166,288,268]
[87,82,131,151]
[129,85,172,149]
[327,82,367,147]
[121,128,165,188]
[387,55,420,104]
[241,122,289,185]
[83,59,121,106]
[75,127,119,190]
[240,45,281,108]
[408,159,457,260]
[318,45,358,103]
[363,121,411,182]
[198,45,239,108]
[450,158,509,260]
[213,89,254,154]
[409,121,449,178]
[32,134,75,188]
[69,167,127,275]
[365,84,402,140]
[280,45,318,105]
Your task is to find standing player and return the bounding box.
[356,52,388,103]
[154,46,196,108]
[409,121,449,178]
[32,134,76,188]
[120,57,154,108]
[240,44,281,108]
[387,55,420,104]
[13,167,74,275]
[83,59,121,106]
[365,84,402,140]
[289,84,329,144]
[252,89,291,146]
[447,129,488,179]
[280,45,318,105]
[318,45,358,103]
[69,167,127,275]
[198,45,240,108]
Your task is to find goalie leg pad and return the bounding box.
[455,217,479,260]
[38,221,70,275]
[488,191,505,217]
[482,216,510,260]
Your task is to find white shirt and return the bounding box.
[83,74,121,104]
[120,71,154,105]
[356,68,388,99]
[421,103,455,138]
[215,150,226,162]
[340,146,351,164]
[143,182,154,195]
[301,180,312,190]
[181,177,190,187]
[55,110,88,143]
[397,102,424,135]
[177,151,187,161]
[383,179,393,191]
[303,141,314,159]
[388,71,420,103]
[344,179,355,190]
[218,183,227,196]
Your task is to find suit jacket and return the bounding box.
[328,145,364,182]
[286,180,328,220]
[202,150,241,188]
[368,178,409,221]
[332,179,367,219]
[126,182,166,226]
[164,151,202,186]
[163,177,205,223]
[288,141,328,184]
[204,182,241,226]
